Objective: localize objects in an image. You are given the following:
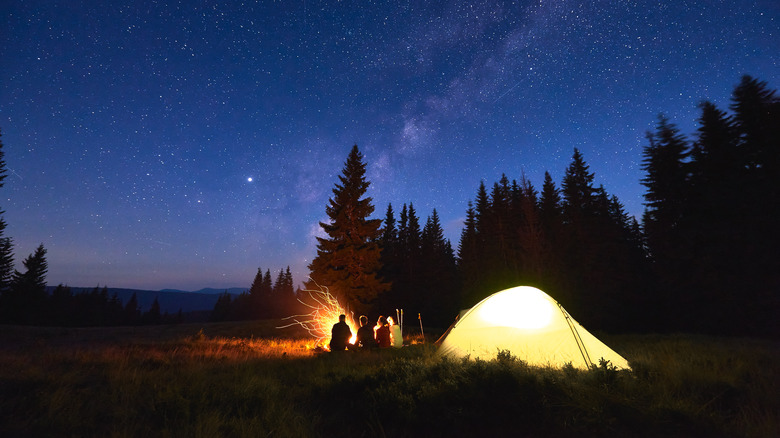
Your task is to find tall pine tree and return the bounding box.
[558,148,598,314]
[419,209,458,325]
[273,266,296,316]
[728,76,780,336]
[306,145,389,315]
[640,116,693,330]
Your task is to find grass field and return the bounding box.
[0,321,777,437]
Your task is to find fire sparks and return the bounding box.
[278,283,357,349]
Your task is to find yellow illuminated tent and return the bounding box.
[437,286,630,370]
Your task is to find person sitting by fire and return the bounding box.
[355,315,377,349]
[329,314,352,352]
[388,316,402,348]
[374,316,391,348]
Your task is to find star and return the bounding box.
[1,0,774,291]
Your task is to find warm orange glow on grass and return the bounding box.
[278,283,357,349]
[189,336,316,359]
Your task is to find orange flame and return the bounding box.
[278,283,357,349]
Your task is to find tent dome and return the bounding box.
[437,286,630,369]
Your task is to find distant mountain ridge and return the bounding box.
[160,287,247,295]
[46,286,246,314]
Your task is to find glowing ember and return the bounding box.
[278,283,357,349]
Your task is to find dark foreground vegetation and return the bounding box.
[1,321,777,437]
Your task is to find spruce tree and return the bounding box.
[561,148,597,223]
[124,292,140,325]
[557,149,599,312]
[459,182,493,306]
[486,176,515,284]
[640,116,690,243]
[640,116,692,330]
[728,76,780,336]
[419,209,458,325]
[405,203,422,262]
[146,297,161,324]
[6,244,47,324]
[377,204,399,311]
[262,269,273,299]
[211,292,232,321]
[380,203,397,246]
[474,181,490,236]
[0,128,13,295]
[272,268,291,317]
[457,202,477,264]
[517,176,544,284]
[397,203,422,312]
[560,150,646,328]
[688,102,741,311]
[0,238,13,296]
[379,203,398,278]
[249,267,267,318]
[275,266,296,315]
[305,145,388,314]
[731,75,780,174]
[249,267,264,297]
[537,172,563,291]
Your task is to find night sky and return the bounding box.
[2,1,777,291]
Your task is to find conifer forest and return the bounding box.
[0,76,777,338]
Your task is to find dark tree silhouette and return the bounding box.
[377,203,400,311]
[3,244,48,324]
[144,297,162,324]
[456,201,478,305]
[249,267,274,318]
[537,171,563,292]
[418,209,458,325]
[0,128,14,297]
[212,266,296,321]
[516,176,544,284]
[124,292,140,325]
[305,145,389,315]
[635,76,779,336]
[211,292,232,321]
[272,266,296,316]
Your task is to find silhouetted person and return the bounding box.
[375,315,391,348]
[388,316,402,348]
[329,314,352,352]
[355,315,377,349]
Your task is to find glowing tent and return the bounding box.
[436,286,630,370]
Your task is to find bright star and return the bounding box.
[247,177,253,182]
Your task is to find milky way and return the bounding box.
[2,1,777,290]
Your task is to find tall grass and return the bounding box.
[0,323,776,437]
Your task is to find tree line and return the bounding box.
[1,76,776,336]
[308,75,778,337]
[47,285,182,326]
[0,130,62,325]
[0,242,179,327]
[210,266,297,321]
[640,76,779,335]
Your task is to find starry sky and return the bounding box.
[1,1,777,292]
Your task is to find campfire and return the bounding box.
[278,283,357,349]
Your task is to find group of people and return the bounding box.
[329,314,403,351]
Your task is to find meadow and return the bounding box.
[0,321,777,437]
